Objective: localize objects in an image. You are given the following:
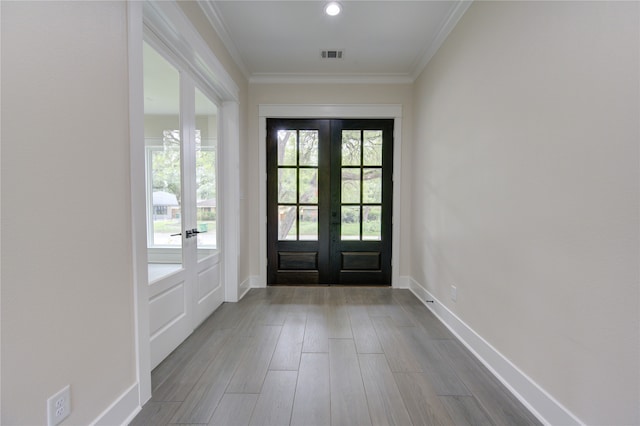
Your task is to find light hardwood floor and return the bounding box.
[131,287,540,426]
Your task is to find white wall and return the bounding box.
[248,83,414,282]
[1,2,135,424]
[411,1,639,424]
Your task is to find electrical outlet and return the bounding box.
[47,385,70,426]
[450,285,457,302]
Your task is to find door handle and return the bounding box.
[171,228,206,239]
[186,228,206,238]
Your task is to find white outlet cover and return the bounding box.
[450,285,457,302]
[47,385,70,426]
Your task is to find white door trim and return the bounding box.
[127,0,151,405]
[220,100,240,302]
[129,0,240,407]
[257,104,403,288]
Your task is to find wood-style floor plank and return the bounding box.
[227,325,282,393]
[208,394,258,426]
[371,317,423,372]
[131,287,539,426]
[367,290,417,327]
[440,395,494,426]
[288,286,312,314]
[364,287,391,317]
[325,303,353,339]
[398,325,471,396]
[209,296,259,331]
[435,339,541,425]
[152,328,230,402]
[269,312,307,371]
[151,342,199,395]
[290,353,331,426]
[302,304,329,353]
[248,370,298,426]
[170,334,250,424]
[359,353,413,426]
[390,290,454,339]
[129,401,180,426]
[308,286,328,305]
[348,304,383,354]
[151,307,228,394]
[394,372,455,425]
[399,302,453,340]
[260,287,295,325]
[329,339,372,426]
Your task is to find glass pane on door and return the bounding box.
[276,129,320,242]
[143,42,183,282]
[340,129,383,241]
[299,206,318,240]
[341,206,360,240]
[363,131,383,166]
[195,88,218,260]
[363,206,381,240]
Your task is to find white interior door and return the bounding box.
[191,88,224,327]
[143,41,223,369]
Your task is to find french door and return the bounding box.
[144,41,223,368]
[267,118,393,285]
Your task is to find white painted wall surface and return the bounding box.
[411,2,639,424]
[1,2,135,424]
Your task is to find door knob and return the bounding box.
[185,228,206,238]
[171,229,206,239]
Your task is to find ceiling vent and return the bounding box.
[321,49,344,59]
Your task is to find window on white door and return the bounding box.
[143,41,183,279]
[195,88,218,260]
[143,41,221,282]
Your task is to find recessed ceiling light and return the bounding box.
[325,2,341,16]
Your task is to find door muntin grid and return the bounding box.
[277,129,319,241]
[340,130,383,241]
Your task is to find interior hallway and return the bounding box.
[131,287,539,425]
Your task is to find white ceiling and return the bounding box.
[202,1,471,83]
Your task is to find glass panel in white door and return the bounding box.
[195,89,218,261]
[143,41,192,370]
[143,42,183,282]
[192,88,223,327]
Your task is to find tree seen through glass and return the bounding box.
[341,130,382,240]
[275,129,383,240]
[277,130,319,240]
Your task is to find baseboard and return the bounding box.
[90,382,140,426]
[249,275,265,288]
[408,277,583,426]
[238,276,253,299]
[396,275,411,289]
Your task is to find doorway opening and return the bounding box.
[267,118,393,285]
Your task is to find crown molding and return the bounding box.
[197,0,251,79]
[411,0,473,81]
[249,73,414,85]
[258,104,403,118]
